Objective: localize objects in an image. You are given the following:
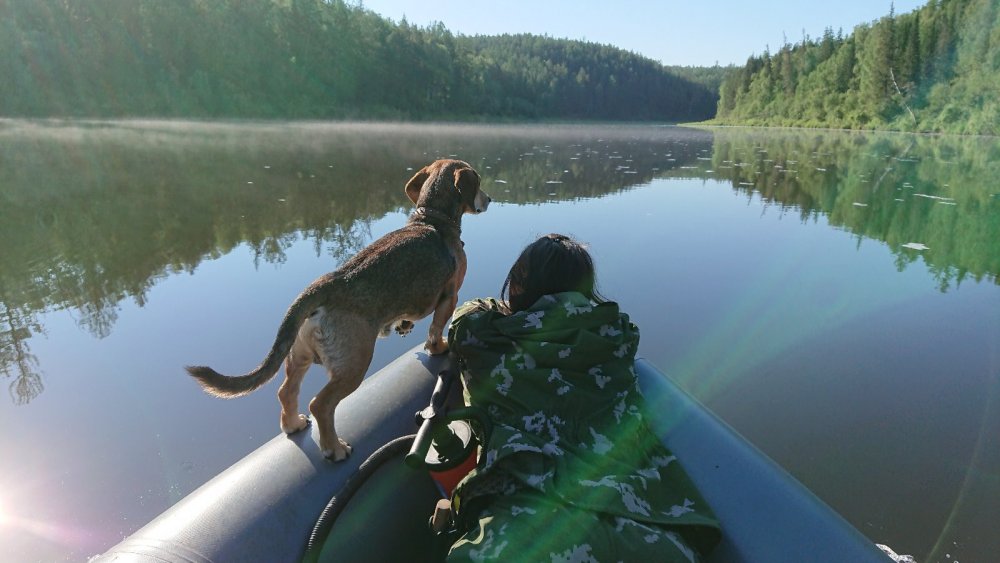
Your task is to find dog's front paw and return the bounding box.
[425,338,449,356]
[395,320,414,336]
[281,413,310,434]
[321,439,353,462]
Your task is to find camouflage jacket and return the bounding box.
[447,292,720,556]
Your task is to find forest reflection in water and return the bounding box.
[706,128,1000,289]
[0,120,998,562]
[3,121,996,403]
[0,120,718,403]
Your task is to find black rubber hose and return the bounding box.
[302,434,418,563]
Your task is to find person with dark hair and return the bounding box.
[445,234,720,561]
[500,233,606,313]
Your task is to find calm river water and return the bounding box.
[1,120,997,562]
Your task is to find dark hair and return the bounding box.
[501,234,606,313]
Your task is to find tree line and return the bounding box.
[0,0,719,122]
[713,0,999,135]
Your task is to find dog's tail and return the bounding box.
[185,278,332,398]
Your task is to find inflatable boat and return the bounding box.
[97,347,890,562]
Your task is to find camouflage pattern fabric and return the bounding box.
[446,293,721,562]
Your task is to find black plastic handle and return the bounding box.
[405,370,456,468]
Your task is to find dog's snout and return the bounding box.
[474,190,491,214]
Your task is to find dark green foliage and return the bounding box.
[0,0,718,121]
[664,64,735,102]
[712,0,1000,135]
[455,34,719,121]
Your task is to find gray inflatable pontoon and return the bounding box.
[98,346,889,562]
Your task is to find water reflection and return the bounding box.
[2,121,999,404]
[703,128,1000,290]
[0,120,713,403]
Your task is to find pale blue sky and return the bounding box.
[356,0,927,66]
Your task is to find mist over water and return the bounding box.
[0,120,997,562]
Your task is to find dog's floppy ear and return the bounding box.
[405,166,430,205]
[454,166,480,205]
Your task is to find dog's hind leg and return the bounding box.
[277,344,312,434]
[311,356,370,461]
[310,317,376,461]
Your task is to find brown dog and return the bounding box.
[186,159,490,461]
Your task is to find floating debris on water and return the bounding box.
[545,180,563,184]
[853,202,868,207]
[914,193,955,202]
[494,179,508,184]
[902,242,929,251]
[816,168,826,172]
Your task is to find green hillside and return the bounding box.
[0,0,717,122]
[712,0,999,135]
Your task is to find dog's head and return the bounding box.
[405,159,491,216]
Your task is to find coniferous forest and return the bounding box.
[0,0,719,122]
[2,0,996,134]
[713,0,999,135]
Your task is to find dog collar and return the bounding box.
[411,207,461,233]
